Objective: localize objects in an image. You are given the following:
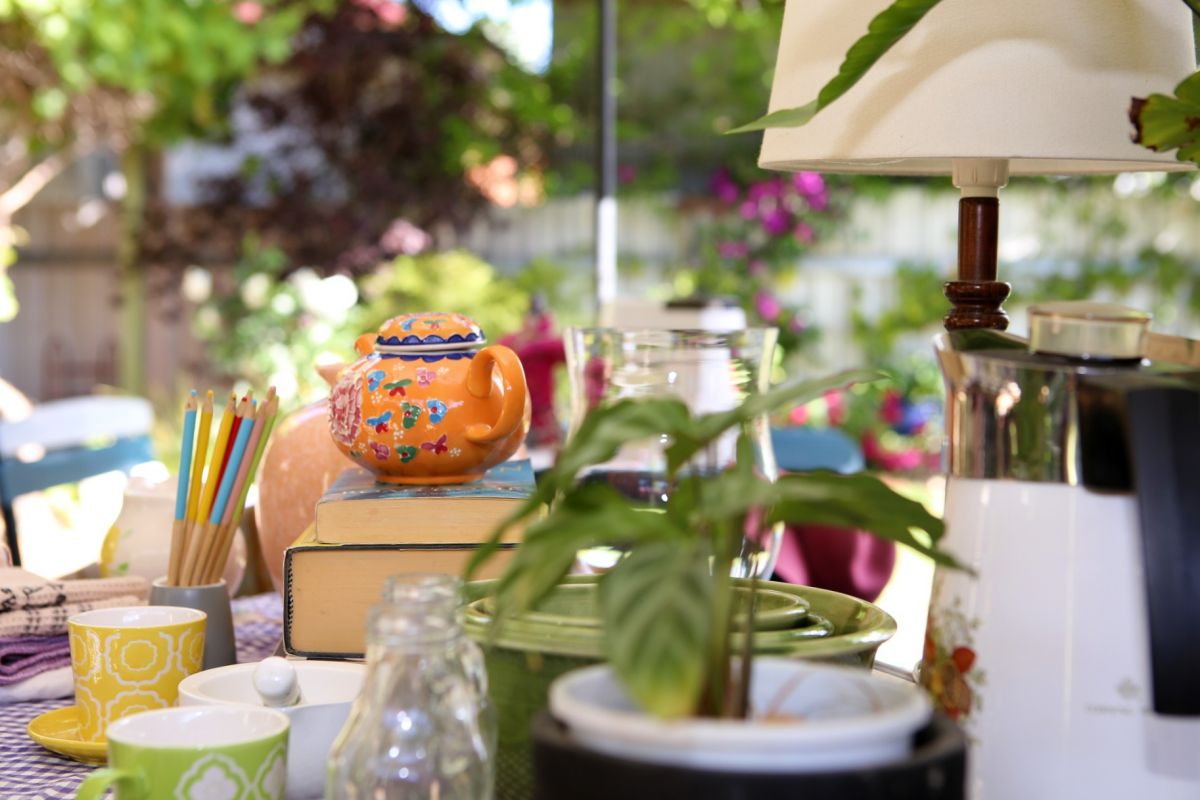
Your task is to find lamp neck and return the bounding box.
[944,159,1011,331]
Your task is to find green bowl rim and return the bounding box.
[464,577,896,659]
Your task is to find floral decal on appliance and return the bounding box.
[919,593,983,723]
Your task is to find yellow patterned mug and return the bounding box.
[68,606,207,742]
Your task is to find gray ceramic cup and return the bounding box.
[149,578,237,670]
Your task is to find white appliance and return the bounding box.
[927,302,1200,797]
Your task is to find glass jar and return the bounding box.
[564,327,781,578]
[326,574,494,799]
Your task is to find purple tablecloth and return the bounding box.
[0,593,284,800]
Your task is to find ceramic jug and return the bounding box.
[101,476,245,595]
[329,312,529,484]
[927,302,1200,799]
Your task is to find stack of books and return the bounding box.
[283,459,534,658]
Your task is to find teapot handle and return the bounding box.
[355,334,375,356]
[465,345,528,445]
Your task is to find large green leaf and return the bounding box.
[1131,71,1200,166]
[693,468,966,570]
[464,396,692,580]
[665,368,881,473]
[487,482,683,623]
[600,539,714,718]
[728,0,945,134]
[554,396,693,485]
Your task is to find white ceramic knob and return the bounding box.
[253,656,302,707]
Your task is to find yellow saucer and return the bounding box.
[27,705,107,764]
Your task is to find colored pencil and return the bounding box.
[182,393,235,585]
[230,390,278,529]
[216,392,251,492]
[204,392,275,584]
[193,397,254,584]
[173,391,213,586]
[167,392,197,585]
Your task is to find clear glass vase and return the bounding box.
[564,327,781,578]
[326,574,495,800]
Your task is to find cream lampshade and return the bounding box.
[756,0,1197,328]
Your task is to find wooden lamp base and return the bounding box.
[944,194,1010,331]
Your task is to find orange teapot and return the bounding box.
[329,312,530,484]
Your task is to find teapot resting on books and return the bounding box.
[329,312,530,485]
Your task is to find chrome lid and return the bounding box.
[1028,301,1150,361]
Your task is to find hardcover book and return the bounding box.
[314,459,536,545]
[283,525,515,658]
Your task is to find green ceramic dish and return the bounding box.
[468,581,811,634]
[465,576,896,800]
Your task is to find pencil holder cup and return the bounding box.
[150,579,237,670]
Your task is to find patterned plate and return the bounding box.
[27,705,106,764]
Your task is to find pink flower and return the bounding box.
[792,172,828,211]
[739,200,758,220]
[352,0,406,28]
[232,1,263,24]
[709,170,740,204]
[788,405,809,426]
[824,390,846,427]
[761,208,792,236]
[747,179,783,202]
[717,240,750,259]
[754,290,782,322]
[788,316,807,334]
[619,164,637,184]
[862,431,924,472]
[880,389,905,426]
[792,171,824,197]
[375,0,405,27]
[793,222,814,244]
[747,259,766,277]
[380,219,431,255]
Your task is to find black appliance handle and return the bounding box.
[1127,386,1200,716]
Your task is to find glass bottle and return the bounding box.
[326,574,494,799]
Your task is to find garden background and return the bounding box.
[2,0,1199,629]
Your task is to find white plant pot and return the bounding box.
[550,658,931,774]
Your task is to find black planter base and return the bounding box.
[531,711,967,800]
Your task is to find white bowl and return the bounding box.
[178,661,366,799]
[549,657,931,773]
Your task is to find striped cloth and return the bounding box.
[0,569,149,638]
[0,573,149,613]
[0,595,144,638]
[0,636,71,686]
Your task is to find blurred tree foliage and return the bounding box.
[191,241,542,405]
[545,0,784,195]
[144,1,568,274]
[0,0,320,313]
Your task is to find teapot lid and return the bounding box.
[375,312,486,352]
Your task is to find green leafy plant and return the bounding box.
[467,370,963,719]
[730,0,1200,167]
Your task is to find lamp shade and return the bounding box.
[759,0,1197,176]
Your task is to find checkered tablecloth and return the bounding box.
[0,593,284,800]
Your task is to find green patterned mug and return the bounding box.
[76,706,289,800]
